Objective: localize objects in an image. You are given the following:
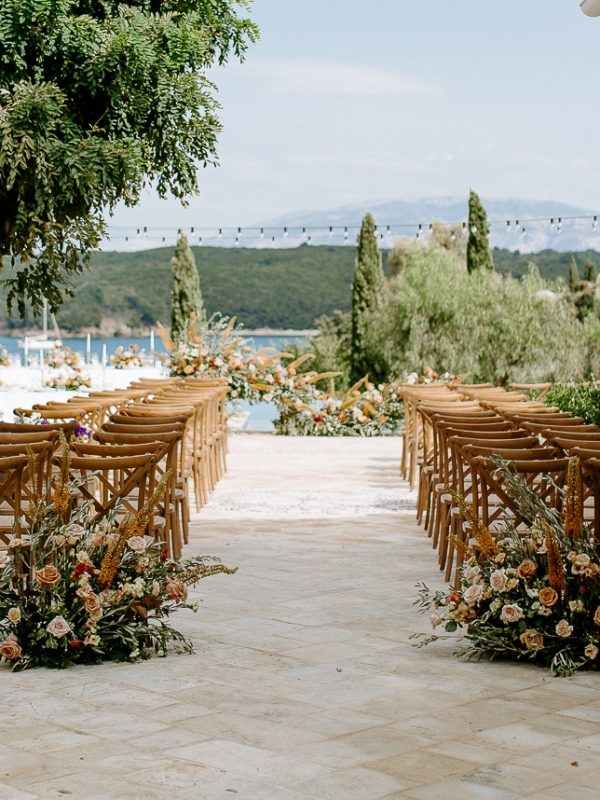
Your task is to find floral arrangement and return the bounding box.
[158,314,404,436]
[0,348,11,367]
[0,454,236,671]
[110,344,149,369]
[274,379,404,437]
[415,457,600,677]
[44,369,91,391]
[44,344,82,370]
[405,368,459,385]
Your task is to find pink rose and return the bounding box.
[490,569,508,593]
[127,536,146,552]
[463,584,484,606]
[46,616,71,639]
[500,604,524,624]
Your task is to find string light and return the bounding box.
[107,212,600,244]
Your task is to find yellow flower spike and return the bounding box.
[221,316,237,341]
[563,457,583,540]
[544,522,567,592]
[156,321,176,353]
[286,353,315,371]
[304,371,343,385]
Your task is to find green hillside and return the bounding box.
[1,245,597,333]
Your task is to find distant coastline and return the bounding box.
[0,328,317,339]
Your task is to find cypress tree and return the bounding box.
[466,190,494,274]
[584,261,598,283]
[569,257,580,291]
[350,213,385,383]
[170,234,206,346]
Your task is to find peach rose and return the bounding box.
[519,629,544,651]
[46,615,71,639]
[500,604,524,624]
[585,644,599,660]
[539,587,559,607]
[35,565,61,589]
[0,634,22,660]
[166,579,187,602]
[83,594,103,622]
[516,560,537,580]
[594,606,600,627]
[7,607,21,624]
[555,619,573,638]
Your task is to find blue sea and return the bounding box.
[0,333,307,432]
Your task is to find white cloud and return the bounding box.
[242,58,436,97]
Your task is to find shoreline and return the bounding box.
[0,329,316,339]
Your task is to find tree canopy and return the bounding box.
[0,0,258,315]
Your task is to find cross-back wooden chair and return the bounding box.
[60,451,160,540]
[0,455,28,546]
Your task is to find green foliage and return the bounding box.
[360,245,588,386]
[569,257,580,292]
[467,190,494,274]
[545,381,600,427]
[0,0,258,316]
[351,213,385,383]
[170,234,205,345]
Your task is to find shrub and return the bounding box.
[361,246,588,385]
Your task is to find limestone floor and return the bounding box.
[2,434,600,800]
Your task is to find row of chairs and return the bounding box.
[0,377,230,559]
[402,382,600,585]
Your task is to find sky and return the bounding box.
[108,0,600,243]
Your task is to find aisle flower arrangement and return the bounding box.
[44,345,81,370]
[415,457,600,676]
[158,314,405,436]
[0,348,11,367]
[45,369,91,391]
[109,344,149,369]
[0,456,236,671]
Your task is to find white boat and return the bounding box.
[18,301,62,363]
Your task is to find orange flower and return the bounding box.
[519,629,544,651]
[516,560,537,580]
[539,587,559,607]
[563,457,583,540]
[35,565,62,589]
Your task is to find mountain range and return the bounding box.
[261,197,600,253]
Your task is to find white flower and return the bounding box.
[84,633,100,647]
[151,580,161,596]
[46,616,71,639]
[76,550,92,564]
[129,648,141,660]
[555,619,574,638]
[500,604,524,624]
[127,536,146,552]
[569,600,585,613]
[537,606,553,617]
[490,569,508,592]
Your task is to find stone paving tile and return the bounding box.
[1,435,600,799]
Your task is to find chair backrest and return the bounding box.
[0,421,78,438]
[0,455,28,542]
[60,452,158,526]
[475,455,569,530]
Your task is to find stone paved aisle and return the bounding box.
[2,435,600,800]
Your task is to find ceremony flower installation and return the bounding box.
[0,447,236,671]
[158,314,404,435]
[42,344,90,391]
[0,348,11,367]
[415,457,600,676]
[110,344,149,369]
